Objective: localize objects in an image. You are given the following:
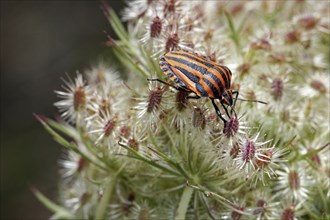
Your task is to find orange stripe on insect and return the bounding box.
[170,65,199,95]
[213,65,230,89]
[163,55,205,79]
[151,50,267,134]
[200,78,215,97]
[202,74,221,98]
[207,68,226,94]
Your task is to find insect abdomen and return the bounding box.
[160,50,232,98]
[159,56,184,85]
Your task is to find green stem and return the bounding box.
[32,187,74,219]
[224,10,240,50]
[94,164,125,220]
[317,185,329,214]
[95,177,117,220]
[175,186,194,220]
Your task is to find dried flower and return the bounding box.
[234,132,273,178]
[132,81,167,132]
[36,1,330,219]
[54,73,91,123]
[284,30,301,44]
[89,110,118,148]
[297,14,319,30]
[224,116,240,138]
[275,164,312,201]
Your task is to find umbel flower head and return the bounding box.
[35,1,329,219]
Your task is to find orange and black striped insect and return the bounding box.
[149,49,265,126]
[148,49,236,125]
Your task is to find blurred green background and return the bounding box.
[0,1,124,219]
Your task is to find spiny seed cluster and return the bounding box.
[43,1,330,220]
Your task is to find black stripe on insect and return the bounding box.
[150,50,266,131]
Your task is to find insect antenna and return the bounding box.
[233,98,267,105]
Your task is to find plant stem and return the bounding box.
[95,163,126,219]
[175,186,194,220]
[31,186,74,219]
[224,10,240,50]
[95,177,117,220]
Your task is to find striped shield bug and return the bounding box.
[149,49,265,126]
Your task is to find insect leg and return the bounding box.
[147,78,181,90]
[211,98,227,124]
[231,107,237,118]
[147,78,192,93]
[231,90,239,109]
[187,94,200,99]
[231,90,239,118]
[220,101,231,119]
[147,78,174,87]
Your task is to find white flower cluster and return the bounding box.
[37,1,329,219]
